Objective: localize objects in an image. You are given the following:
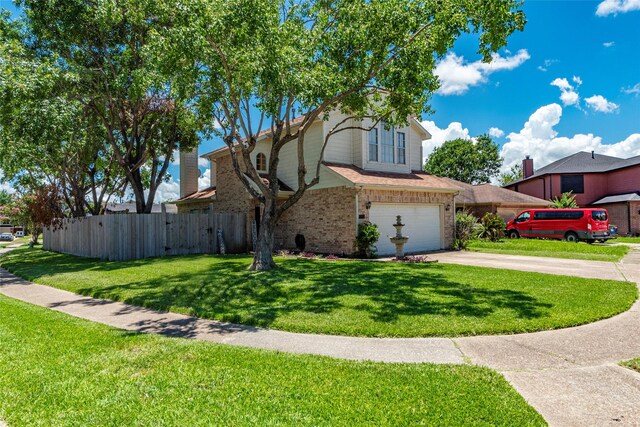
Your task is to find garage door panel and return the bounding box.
[369,204,441,256]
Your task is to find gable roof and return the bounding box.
[175,187,217,204]
[591,192,640,205]
[324,162,458,192]
[439,178,550,206]
[509,151,640,186]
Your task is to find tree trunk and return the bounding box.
[249,200,277,271]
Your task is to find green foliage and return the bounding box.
[353,221,381,258]
[424,135,503,184]
[455,211,482,249]
[498,163,523,186]
[478,213,506,242]
[551,191,579,208]
[0,189,12,207]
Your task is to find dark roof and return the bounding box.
[509,151,640,186]
[324,162,458,192]
[591,192,640,205]
[439,178,550,206]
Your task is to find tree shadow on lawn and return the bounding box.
[73,258,553,329]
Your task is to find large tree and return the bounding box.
[424,135,503,184]
[161,0,525,270]
[498,163,523,186]
[15,0,200,213]
[0,10,128,216]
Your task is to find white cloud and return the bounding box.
[537,59,558,72]
[622,83,640,95]
[603,41,615,47]
[550,77,580,106]
[198,169,211,190]
[155,177,180,202]
[420,121,473,160]
[198,157,209,168]
[584,95,619,113]
[0,171,16,195]
[489,127,505,138]
[500,103,640,173]
[435,49,530,95]
[596,0,640,16]
[550,77,572,91]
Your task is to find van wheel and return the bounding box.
[508,230,520,239]
[564,232,579,243]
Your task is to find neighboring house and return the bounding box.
[104,202,178,214]
[440,178,550,221]
[505,152,640,235]
[176,113,459,256]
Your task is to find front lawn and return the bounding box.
[615,236,640,244]
[621,357,640,373]
[0,295,545,426]
[1,247,636,338]
[466,238,629,262]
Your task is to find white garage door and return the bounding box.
[369,204,442,256]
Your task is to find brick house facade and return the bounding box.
[505,152,640,235]
[176,113,459,255]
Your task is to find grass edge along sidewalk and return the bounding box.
[466,238,629,262]
[0,295,545,426]
[1,246,636,338]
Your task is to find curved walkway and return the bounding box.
[1,244,640,425]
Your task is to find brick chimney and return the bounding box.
[522,155,534,179]
[180,147,199,198]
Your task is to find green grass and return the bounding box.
[621,357,640,373]
[0,295,546,426]
[614,236,640,244]
[1,247,636,338]
[466,238,629,262]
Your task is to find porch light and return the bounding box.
[365,201,372,210]
[445,203,451,211]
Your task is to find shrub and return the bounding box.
[479,213,506,241]
[551,191,578,208]
[455,211,482,249]
[353,221,380,258]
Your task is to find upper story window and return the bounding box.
[368,123,407,165]
[381,124,395,163]
[256,153,267,171]
[397,132,406,165]
[368,128,378,162]
[560,175,584,194]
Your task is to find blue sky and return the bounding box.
[1,0,639,201]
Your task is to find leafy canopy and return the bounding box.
[424,135,503,184]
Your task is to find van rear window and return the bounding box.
[592,210,607,221]
[533,211,584,220]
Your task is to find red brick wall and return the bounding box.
[630,202,640,236]
[275,186,358,254]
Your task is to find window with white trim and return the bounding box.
[396,132,406,165]
[368,128,378,162]
[381,124,394,163]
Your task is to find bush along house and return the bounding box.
[175,112,459,256]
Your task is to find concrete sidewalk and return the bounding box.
[1,245,640,426]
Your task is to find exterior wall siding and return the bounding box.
[356,189,455,249]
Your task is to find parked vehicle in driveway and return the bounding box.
[0,232,15,241]
[14,230,24,238]
[506,208,611,243]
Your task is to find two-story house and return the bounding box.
[175,112,459,256]
[505,152,640,235]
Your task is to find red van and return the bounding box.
[506,208,611,243]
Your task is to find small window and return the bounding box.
[256,153,267,171]
[368,128,378,162]
[397,132,406,165]
[560,175,584,194]
[516,211,530,222]
[592,210,607,221]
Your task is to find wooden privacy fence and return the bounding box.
[43,213,246,261]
